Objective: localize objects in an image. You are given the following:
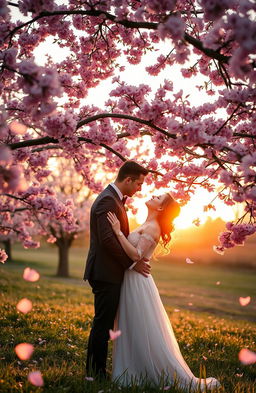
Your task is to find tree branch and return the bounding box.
[6,9,231,64]
[214,104,241,136]
[77,113,176,138]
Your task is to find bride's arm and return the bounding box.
[107,212,140,261]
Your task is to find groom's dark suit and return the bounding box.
[84,185,133,377]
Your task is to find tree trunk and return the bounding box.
[3,239,12,262]
[56,238,70,277]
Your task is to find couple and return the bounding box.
[83,161,220,391]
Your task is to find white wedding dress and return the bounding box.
[112,230,220,391]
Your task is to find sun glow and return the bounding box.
[129,186,237,230]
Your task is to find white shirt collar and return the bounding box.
[110,183,123,200]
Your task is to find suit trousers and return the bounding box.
[86,280,121,377]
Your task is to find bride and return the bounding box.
[107,193,220,391]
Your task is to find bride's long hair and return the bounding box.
[157,194,180,248]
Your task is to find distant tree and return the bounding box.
[36,160,92,277]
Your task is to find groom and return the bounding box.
[84,161,150,378]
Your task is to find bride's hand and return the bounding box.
[107,212,121,235]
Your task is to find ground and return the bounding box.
[0,245,255,392]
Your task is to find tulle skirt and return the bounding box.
[112,269,220,391]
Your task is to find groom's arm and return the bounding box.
[95,196,134,270]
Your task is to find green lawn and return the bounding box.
[0,245,255,392]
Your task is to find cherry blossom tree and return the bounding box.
[0,0,256,259]
[34,160,92,277]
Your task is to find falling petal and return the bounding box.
[239,296,251,306]
[28,371,44,386]
[192,218,200,227]
[235,373,243,377]
[216,281,221,285]
[203,356,208,361]
[85,377,94,381]
[9,120,27,135]
[23,267,40,282]
[15,343,34,360]
[186,258,194,264]
[239,349,256,365]
[16,298,32,314]
[164,387,171,391]
[188,302,193,306]
[174,309,180,312]
[109,329,122,340]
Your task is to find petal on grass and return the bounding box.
[239,349,256,365]
[109,329,122,340]
[15,343,34,360]
[28,371,44,386]
[23,267,40,282]
[16,298,32,314]
[239,296,251,306]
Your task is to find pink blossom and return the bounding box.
[23,267,40,281]
[0,248,7,263]
[15,343,34,360]
[16,298,33,314]
[28,371,44,387]
[0,0,10,20]
[0,145,12,164]
[9,121,27,135]
[19,0,56,15]
[219,170,233,186]
[1,48,17,68]
[200,0,235,21]
[239,296,251,307]
[109,329,122,340]
[47,235,56,243]
[239,349,256,365]
[158,16,185,42]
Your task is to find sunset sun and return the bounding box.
[130,187,237,230]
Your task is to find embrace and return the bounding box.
[83,161,220,391]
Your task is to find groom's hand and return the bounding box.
[133,258,151,277]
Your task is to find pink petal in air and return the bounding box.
[16,298,33,314]
[15,343,34,360]
[239,296,251,306]
[216,281,221,285]
[109,329,122,340]
[28,371,44,386]
[9,120,27,135]
[239,349,256,365]
[23,267,40,282]
[186,258,194,264]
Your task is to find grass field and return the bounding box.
[0,245,255,393]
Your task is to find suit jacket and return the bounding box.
[83,185,134,283]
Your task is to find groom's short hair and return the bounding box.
[116,161,149,182]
